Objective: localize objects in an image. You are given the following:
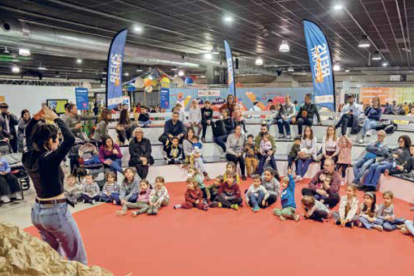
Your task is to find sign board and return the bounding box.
[198,89,221,97]
[160,88,170,109]
[75,87,89,110]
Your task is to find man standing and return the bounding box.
[352,130,388,186]
[335,95,363,136]
[158,112,185,146]
[0,103,19,152]
[64,103,97,140]
[295,94,321,135]
[129,128,154,179]
[302,159,341,209]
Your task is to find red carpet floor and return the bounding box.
[25,179,414,276]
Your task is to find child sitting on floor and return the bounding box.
[100,171,120,203]
[164,136,183,164]
[148,176,170,215]
[261,168,280,208]
[206,175,223,207]
[244,134,258,178]
[216,172,243,210]
[111,168,140,205]
[376,191,405,231]
[188,166,210,200]
[64,174,83,204]
[223,161,240,185]
[117,179,152,216]
[357,192,382,231]
[336,135,353,181]
[332,184,359,228]
[174,178,209,211]
[301,196,330,222]
[246,175,269,212]
[273,169,299,221]
[82,174,100,204]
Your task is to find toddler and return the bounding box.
[357,192,382,231]
[244,134,258,177]
[376,191,405,231]
[117,179,151,216]
[64,174,83,203]
[302,195,330,222]
[82,174,100,204]
[174,178,209,211]
[100,171,120,203]
[216,172,243,210]
[332,184,359,227]
[148,176,170,215]
[245,175,269,212]
[273,169,299,221]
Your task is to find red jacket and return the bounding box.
[218,181,241,199]
[185,188,203,203]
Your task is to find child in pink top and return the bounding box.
[337,136,353,179]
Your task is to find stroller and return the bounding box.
[72,140,105,189]
[0,141,30,199]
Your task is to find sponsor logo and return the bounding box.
[310,44,331,83]
[109,53,122,86]
[227,57,233,85]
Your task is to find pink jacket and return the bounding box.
[337,137,352,165]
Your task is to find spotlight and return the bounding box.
[279,40,290,52]
[255,57,264,66]
[204,53,213,60]
[133,25,143,33]
[334,4,343,10]
[18,48,31,56]
[178,70,185,77]
[11,66,20,73]
[333,64,341,71]
[76,58,83,64]
[224,16,233,23]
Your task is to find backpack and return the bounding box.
[375,120,398,134]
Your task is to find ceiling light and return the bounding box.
[11,66,20,73]
[255,57,264,66]
[334,4,343,10]
[382,62,389,67]
[78,69,83,72]
[3,47,9,54]
[38,66,47,70]
[171,68,178,71]
[204,53,212,60]
[124,72,129,76]
[333,64,341,71]
[210,45,219,54]
[224,16,233,23]
[345,69,350,72]
[76,58,83,64]
[136,69,143,72]
[133,25,143,33]
[287,66,294,72]
[358,35,370,48]
[18,48,31,56]
[178,70,185,77]
[279,40,290,52]
[372,51,382,61]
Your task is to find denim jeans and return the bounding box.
[359,216,382,229]
[138,120,151,127]
[335,114,354,136]
[277,118,292,135]
[363,161,393,188]
[249,190,265,208]
[83,155,101,165]
[377,218,406,231]
[297,118,313,135]
[405,220,414,236]
[111,192,138,205]
[214,135,228,152]
[105,158,123,173]
[353,157,375,184]
[31,202,87,264]
[362,118,379,137]
[257,154,276,175]
[297,158,313,177]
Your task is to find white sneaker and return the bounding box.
[286,135,291,139]
[358,139,364,144]
[295,175,302,180]
[1,195,10,203]
[12,192,22,200]
[278,134,285,139]
[366,132,372,137]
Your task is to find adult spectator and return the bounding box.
[302,159,341,209]
[254,124,277,174]
[0,150,22,203]
[269,95,296,139]
[264,99,274,111]
[201,100,214,143]
[0,103,18,152]
[213,109,235,152]
[360,97,382,144]
[352,130,388,186]
[60,103,70,121]
[186,99,202,135]
[220,94,236,117]
[129,128,153,179]
[93,102,99,116]
[226,125,247,180]
[92,109,111,143]
[158,112,185,146]
[232,104,247,133]
[335,95,363,136]
[17,109,31,153]
[383,102,393,114]
[116,109,133,145]
[391,100,399,115]
[249,101,261,119]
[296,126,317,180]
[99,136,123,173]
[64,103,97,140]
[320,126,339,170]
[361,135,411,192]
[295,94,321,135]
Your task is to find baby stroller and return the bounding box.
[0,141,29,199]
[76,141,105,189]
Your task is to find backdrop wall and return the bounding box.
[0,85,77,116]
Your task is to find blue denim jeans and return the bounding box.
[362,118,379,137]
[111,192,138,205]
[31,202,87,264]
[83,155,101,165]
[277,118,292,135]
[377,218,406,231]
[359,216,382,229]
[363,161,393,188]
[297,158,314,177]
[353,157,375,184]
[405,220,414,235]
[105,158,123,173]
[249,190,265,208]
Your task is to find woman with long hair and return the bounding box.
[99,136,123,173]
[22,106,87,264]
[116,109,132,145]
[320,125,339,169]
[360,97,382,143]
[93,108,111,143]
[296,126,317,180]
[17,109,31,152]
[225,125,247,180]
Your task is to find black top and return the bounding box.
[22,118,75,199]
[129,137,154,165]
[296,103,321,122]
[201,107,213,121]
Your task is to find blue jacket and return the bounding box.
[281,174,296,209]
[0,157,11,174]
[364,107,381,121]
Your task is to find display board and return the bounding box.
[360,87,414,104]
[46,99,68,114]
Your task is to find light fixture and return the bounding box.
[287,66,294,72]
[55,71,60,78]
[171,68,178,71]
[18,48,31,56]
[76,58,83,64]
[178,70,185,77]
[133,25,143,33]
[148,75,153,80]
[11,66,20,73]
[174,74,178,78]
[334,4,343,10]
[358,35,370,48]
[333,64,341,71]
[255,57,264,66]
[224,15,233,23]
[382,62,389,67]
[3,47,9,54]
[279,40,290,52]
[345,69,350,73]
[372,51,382,61]
[78,69,83,72]
[204,53,212,60]
[38,65,47,70]
[136,69,143,72]
[210,45,219,55]
[124,72,129,76]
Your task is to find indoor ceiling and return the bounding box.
[0,0,413,80]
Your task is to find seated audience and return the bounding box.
[301,195,330,222]
[216,172,242,210]
[244,134,258,178]
[0,151,22,203]
[99,136,123,173]
[296,126,317,180]
[376,191,405,231]
[117,179,152,216]
[100,171,120,203]
[295,94,321,135]
[129,128,154,179]
[357,192,383,231]
[287,136,301,173]
[335,95,363,136]
[64,174,83,204]
[81,174,100,205]
[273,169,300,221]
[226,125,247,180]
[269,95,296,139]
[111,168,139,205]
[158,112,185,146]
[320,126,339,170]
[164,136,183,164]
[261,168,279,208]
[174,177,209,211]
[255,124,277,174]
[332,184,359,228]
[148,176,170,215]
[206,175,222,207]
[360,97,382,143]
[245,175,269,212]
[138,106,151,128]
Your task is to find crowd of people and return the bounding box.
[1,93,414,265]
